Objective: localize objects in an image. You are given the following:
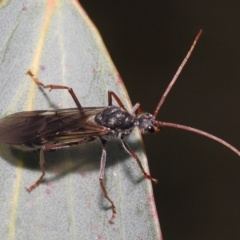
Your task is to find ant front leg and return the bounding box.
[129,103,142,115]
[27,70,83,111]
[121,136,158,184]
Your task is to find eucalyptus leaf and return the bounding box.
[0,1,161,239]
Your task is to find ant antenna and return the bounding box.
[157,122,240,156]
[152,29,240,157]
[154,29,202,117]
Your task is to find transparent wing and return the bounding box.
[0,107,106,144]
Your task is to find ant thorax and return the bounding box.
[95,106,136,137]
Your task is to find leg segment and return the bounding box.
[99,139,116,223]
[129,103,141,115]
[108,90,142,115]
[108,90,127,111]
[26,142,80,192]
[27,70,83,111]
[26,147,45,192]
[121,137,158,183]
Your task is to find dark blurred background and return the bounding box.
[80,1,240,239]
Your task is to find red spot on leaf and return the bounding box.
[49,0,56,9]
[148,194,155,204]
[45,182,55,195]
[40,65,46,71]
[80,172,86,178]
[116,75,123,85]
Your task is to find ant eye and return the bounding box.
[148,126,155,133]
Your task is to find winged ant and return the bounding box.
[0,30,239,223]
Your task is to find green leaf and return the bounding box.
[0,0,162,239]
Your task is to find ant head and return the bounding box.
[136,112,161,134]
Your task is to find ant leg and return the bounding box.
[108,90,128,111]
[27,70,83,111]
[26,142,81,192]
[108,91,143,115]
[129,103,141,115]
[121,137,158,183]
[99,139,116,223]
[26,147,46,192]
